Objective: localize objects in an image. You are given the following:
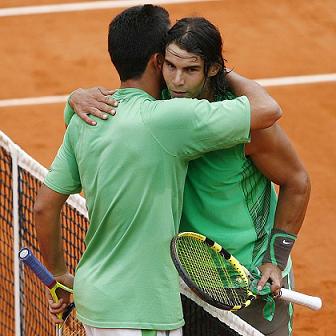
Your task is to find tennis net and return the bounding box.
[0,130,264,336]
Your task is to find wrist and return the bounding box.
[52,265,68,278]
[68,90,77,109]
[262,228,297,271]
[52,271,68,278]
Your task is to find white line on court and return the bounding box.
[0,0,215,17]
[256,73,336,87]
[0,73,335,108]
[0,95,69,107]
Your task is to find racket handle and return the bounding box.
[280,288,322,311]
[19,247,56,289]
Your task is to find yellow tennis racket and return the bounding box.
[19,248,86,336]
[171,232,322,312]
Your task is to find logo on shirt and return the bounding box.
[282,240,292,245]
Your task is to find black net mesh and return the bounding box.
[182,295,241,336]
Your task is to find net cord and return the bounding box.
[10,142,21,336]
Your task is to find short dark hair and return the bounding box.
[108,5,170,81]
[166,17,229,97]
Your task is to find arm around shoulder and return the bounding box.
[145,98,250,159]
[226,71,282,130]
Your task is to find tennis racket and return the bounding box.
[171,232,322,312]
[18,247,86,336]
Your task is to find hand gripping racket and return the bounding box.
[171,232,322,312]
[19,247,86,336]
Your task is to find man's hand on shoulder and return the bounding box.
[70,87,118,125]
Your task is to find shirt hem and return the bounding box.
[76,313,185,330]
[44,179,81,195]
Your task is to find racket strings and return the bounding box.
[215,252,249,305]
[176,237,249,307]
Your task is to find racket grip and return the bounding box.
[280,288,322,311]
[19,247,56,289]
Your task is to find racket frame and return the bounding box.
[172,232,322,312]
[171,232,256,311]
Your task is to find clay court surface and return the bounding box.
[0,0,335,335]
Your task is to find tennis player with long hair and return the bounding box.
[68,16,310,336]
[34,5,281,336]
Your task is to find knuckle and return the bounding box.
[98,103,105,111]
[88,107,97,115]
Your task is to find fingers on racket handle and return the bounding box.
[19,247,56,289]
[280,288,322,311]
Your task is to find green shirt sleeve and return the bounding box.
[142,96,250,159]
[64,96,75,126]
[44,120,82,194]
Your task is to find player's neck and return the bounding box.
[198,81,216,102]
[120,72,161,99]
[200,91,216,102]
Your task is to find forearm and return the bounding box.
[274,171,311,234]
[226,71,282,129]
[261,172,310,271]
[248,125,310,234]
[35,211,66,275]
[34,186,68,275]
[247,125,310,271]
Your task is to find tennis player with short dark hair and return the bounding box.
[69,16,310,336]
[34,5,281,336]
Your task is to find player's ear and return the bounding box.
[154,53,164,71]
[208,63,221,77]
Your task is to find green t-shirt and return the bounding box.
[180,92,291,275]
[45,88,250,329]
[180,144,278,269]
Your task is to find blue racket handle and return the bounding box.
[19,247,56,289]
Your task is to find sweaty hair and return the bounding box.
[108,5,170,81]
[166,17,229,97]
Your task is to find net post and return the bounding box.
[10,142,22,336]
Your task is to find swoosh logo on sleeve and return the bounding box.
[282,240,293,245]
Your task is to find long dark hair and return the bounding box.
[166,17,229,97]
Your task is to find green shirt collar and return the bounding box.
[113,88,156,102]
